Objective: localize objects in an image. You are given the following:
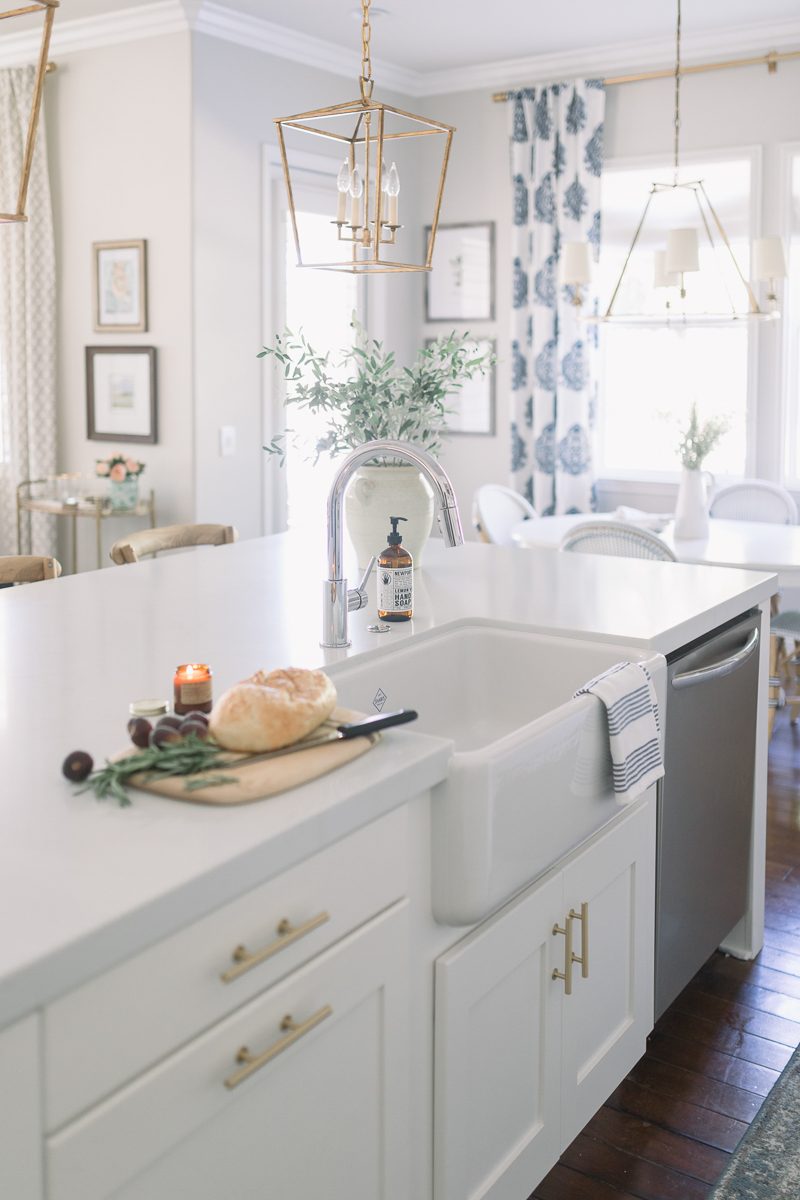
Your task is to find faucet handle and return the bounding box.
[357,556,377,594]
[347,556,376,613]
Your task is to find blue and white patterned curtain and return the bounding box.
[509,81,605,514]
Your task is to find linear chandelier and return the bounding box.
[0,0,58,225]
[564,0,785,325]
[274,0,455,274]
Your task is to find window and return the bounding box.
[597,154,755,481]
[270,178,364,537]
[784,149,800,483]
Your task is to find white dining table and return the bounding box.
[511,514,800,591]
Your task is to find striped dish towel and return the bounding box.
[574,662,663,802]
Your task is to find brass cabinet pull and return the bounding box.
[552,915,574,995]
[220,911,330,983]
[569,902,589,980]
[224,1005,333,1090]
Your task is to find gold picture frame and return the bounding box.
[92,239,148,333]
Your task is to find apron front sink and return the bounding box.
[330,620,665,925]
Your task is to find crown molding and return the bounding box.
[418,15,800,96]
[0,1,187,67]
[188,1,419,96]
[0,0,419,94]
[0,1,796,99]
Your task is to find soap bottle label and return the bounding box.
[379,565,413,614]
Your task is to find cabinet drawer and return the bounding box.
[44,807,407,1130]
[47,903,409,1200]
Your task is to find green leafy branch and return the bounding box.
[676,402,730,471]
[258,319,495,466]
[77,735,237,807]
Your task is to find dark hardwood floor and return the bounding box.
[532,709,800,1200]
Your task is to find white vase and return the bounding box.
[345,464,435,570]
[674,467,711,539]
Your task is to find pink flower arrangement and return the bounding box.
[95,453,145,481]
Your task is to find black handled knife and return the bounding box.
[232,709,418,765]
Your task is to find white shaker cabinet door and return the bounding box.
[0,1014,43,1200]
[560,797,656,1147]
[433,873,564,1200]
[47,904,409,1200]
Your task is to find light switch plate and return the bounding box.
[219,426,236,457]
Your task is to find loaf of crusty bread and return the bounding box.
[209,667,337,753]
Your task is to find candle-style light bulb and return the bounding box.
[335,158,349,223]
[380,158,388,192]
[386,161,400,225]
[349,165,363,229]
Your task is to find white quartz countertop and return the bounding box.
[0,533,774,1027]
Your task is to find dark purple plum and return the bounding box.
[62,751,94,783]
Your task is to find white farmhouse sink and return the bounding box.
[329,620,665,925]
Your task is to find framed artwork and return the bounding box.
[93,239,148,333]
[86,346,158,444]
[424,222,495,322]
[428,337,496,436]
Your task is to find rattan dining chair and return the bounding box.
[0,555,62,584]
[472,484,537,546]
[560,520,677,562]
[109,523,238,565]
[709,485,800,730]
[709,480,798,525]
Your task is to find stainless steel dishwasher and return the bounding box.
[655,610,761,1019]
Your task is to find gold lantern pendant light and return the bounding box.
[274,0,455,274]
[0,0,58,225]
[602,0,780,324]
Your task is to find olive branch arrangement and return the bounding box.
[259,319,494,466]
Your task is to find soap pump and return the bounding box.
[377,516,413,621]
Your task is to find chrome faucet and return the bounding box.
[322,439,464,648]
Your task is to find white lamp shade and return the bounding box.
[653,249,679,288]
[752,236,787,281]
[665,227,699,274]
[559,240,592,285]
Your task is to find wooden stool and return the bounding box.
[771,609,800,729]
[109,523,238,565]
[0,555,62,585]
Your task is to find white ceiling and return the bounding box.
[211,0,800,71]
[25,0,800,74]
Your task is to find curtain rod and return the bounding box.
[491,46,800,101]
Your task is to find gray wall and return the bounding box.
[48,33,193,568]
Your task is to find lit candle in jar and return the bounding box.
[173,663,213,715]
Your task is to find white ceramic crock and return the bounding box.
[345,464,435,570]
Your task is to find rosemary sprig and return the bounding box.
[77,734,238,807]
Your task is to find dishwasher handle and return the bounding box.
[671,627,759,690]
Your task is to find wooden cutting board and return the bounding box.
[123,709,381,806]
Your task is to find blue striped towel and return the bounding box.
[573,662,664,802]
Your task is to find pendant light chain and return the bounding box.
[360,0,374,101]
[273,0,455,273]
[673,0,681,185]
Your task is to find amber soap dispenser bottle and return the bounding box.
[378,516,413,621]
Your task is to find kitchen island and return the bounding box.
[0,534,775,1200]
